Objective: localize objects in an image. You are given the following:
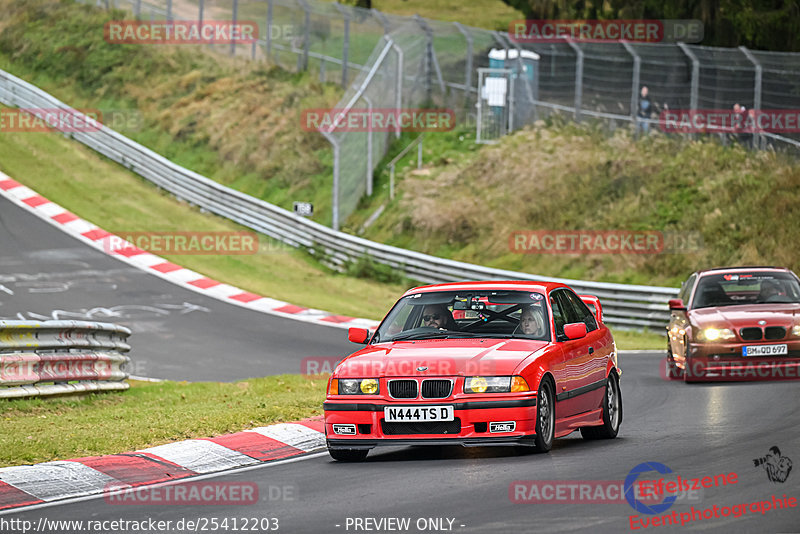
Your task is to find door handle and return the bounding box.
[588,347,594,354]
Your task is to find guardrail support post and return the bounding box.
[740,45,762,150]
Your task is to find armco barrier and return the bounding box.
[0,69,678,330]
[0,320,132,399]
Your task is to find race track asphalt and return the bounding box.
[0,195,357,381]
[7,355,800,533]
[3,196,799,533]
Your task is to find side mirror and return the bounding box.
[348,327,370,344]
[579,294,603,324]
[563,322,587,340]
[668,298,686,311]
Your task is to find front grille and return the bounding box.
[380,418,461,435]
[740,327,762,341]
[765,326,786,340]
[389,380,418,399]
[421,379,452,399]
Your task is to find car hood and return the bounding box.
[337,338,549,377]
[689,304,800,329]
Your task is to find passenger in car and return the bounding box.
[758,281,781,302]
[520,304,546,337]
[421,304,457,330]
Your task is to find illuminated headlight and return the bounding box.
[332,378,379,395]
[697,327,736,342]
[464,376,529,394]
[792,325,800,337]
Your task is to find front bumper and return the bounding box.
[324,397,537,449]
[684,341,800,381]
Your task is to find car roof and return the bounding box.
[401,280,569,297]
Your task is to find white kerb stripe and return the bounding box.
[140,439,258,474]
[246,424,325,452]
[0,461,125,502]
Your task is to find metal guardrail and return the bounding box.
[0,69,678,330]
[0,320,132,399]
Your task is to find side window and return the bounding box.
[549,295,567,339]
[563,291,598,332]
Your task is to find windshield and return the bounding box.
[372,290,551,343]
[691,272,800,309]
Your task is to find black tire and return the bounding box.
[533,379,555,453]
[328,449,369,462]
[580,373,622,440]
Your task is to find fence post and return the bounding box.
[135,0,141,19]
[297,0,311,71]
[319,132,341,231]
[453,22,473,105]
[414,15,446,100]
[230,0,239,57]
[678,43,699,140]
[266,0,273,62]
[565,38,583,123]
[389,37,403,140]
[166,0,173,21]
[739,45,762,150]
[198,0,204,24]
[621,41,641,129]
[496,32,537,127]
[334,3,351,88]
[371,9,390,35]
[364,95,373,196]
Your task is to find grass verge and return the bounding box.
[0,376,327,468]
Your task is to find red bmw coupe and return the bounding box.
[667,266,800,382]
[324,281,622,461]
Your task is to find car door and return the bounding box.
[557,289,608,414]
[548,290,591,417]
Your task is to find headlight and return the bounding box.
[792,325,800,337]
[697,327,736,342]
[331,378,379,395]
[464,376,529,394]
